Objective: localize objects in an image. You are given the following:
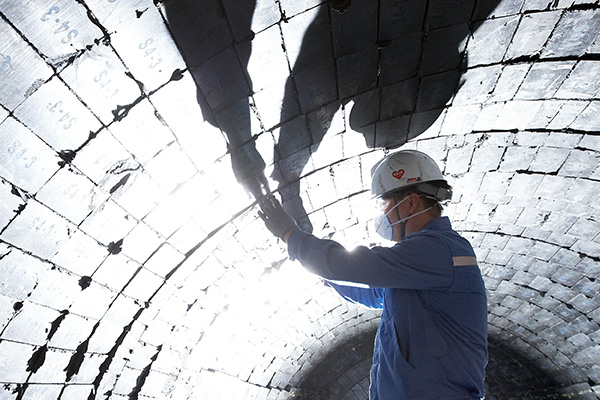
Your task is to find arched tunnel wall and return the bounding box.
[0,0,599,399]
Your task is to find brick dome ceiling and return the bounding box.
[0,0,599,399]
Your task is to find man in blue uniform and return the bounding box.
[258,150,488,399]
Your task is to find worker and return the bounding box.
[258,149,488,400]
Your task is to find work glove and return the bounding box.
[258,195,298,241]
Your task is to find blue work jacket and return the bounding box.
[287,217,488,400]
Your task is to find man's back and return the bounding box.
[369,218,487,399]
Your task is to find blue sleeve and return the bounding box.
[287,229,454,289]
[324,280,384,309]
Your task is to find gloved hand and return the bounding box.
[258,195,298,241]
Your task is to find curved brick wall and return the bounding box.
[0,0,599,399]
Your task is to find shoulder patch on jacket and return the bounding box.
[452,256,477,267]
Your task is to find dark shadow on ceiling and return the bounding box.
[162,0,500,233]
[291,329,596,400]
[485,335,596,400]
[289,318,378,400]
[162,0,268,199]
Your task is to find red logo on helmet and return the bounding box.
[392,169,405,180]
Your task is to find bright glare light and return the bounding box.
[184,256,325,375]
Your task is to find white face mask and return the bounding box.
[373,197,408,241]
[373,196,435,241]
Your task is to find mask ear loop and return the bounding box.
[388,196,409,240]
[392,199,405,241]
[389,195,441,240]
[399,217,408,240]
[395,198,408,240]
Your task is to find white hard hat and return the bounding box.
[370,150,451,200]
